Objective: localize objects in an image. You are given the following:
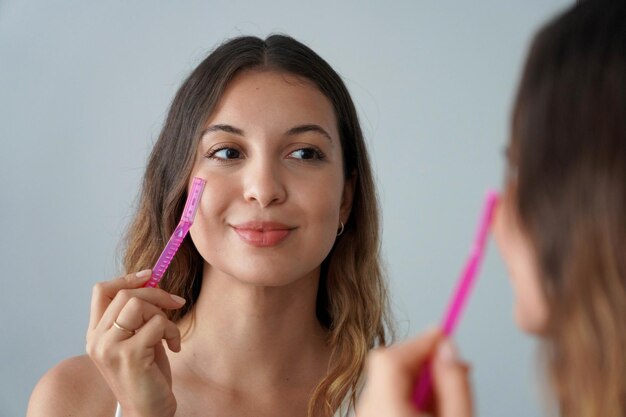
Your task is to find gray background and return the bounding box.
[1,1,571,416]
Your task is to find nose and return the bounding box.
[242,158,287,207]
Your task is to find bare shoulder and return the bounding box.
[27,354,116,417]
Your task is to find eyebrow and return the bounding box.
[202,124,245,137]
[286,124,333,144]
[202,123,334,144]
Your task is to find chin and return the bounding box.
[235,273,301,287]
[513,302,548,336]
[211,261,320,288]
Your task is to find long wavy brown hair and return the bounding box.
[507,2,626,416]
[122,34,393,416]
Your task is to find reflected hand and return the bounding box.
[357,329,473,417]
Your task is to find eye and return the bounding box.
[207,147,242,160]
[288,147,325,161]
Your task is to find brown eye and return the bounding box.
[288,148,325,160]
[209,147,241,160]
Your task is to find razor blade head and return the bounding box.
[181,177,206,224]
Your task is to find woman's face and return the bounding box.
[189,70,353,287]
[493,188,549,334]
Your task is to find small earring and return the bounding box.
[337,221,345,236]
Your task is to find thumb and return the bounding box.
[432,339,473,417]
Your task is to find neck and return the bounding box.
[175,265,331,392]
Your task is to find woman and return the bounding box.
[358,1,626,416]
[27,35,392,417]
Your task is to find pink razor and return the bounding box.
[413,190,499,409]
[143,177,206,288]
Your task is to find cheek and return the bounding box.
[187,177,234,257]
[512,270,549,334]
[301,183,341,213]
[296,173,344,228]
[494,203,549,334]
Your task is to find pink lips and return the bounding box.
[232,221,294,247]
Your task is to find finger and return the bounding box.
[133,314,182,353]
[363,329,441,405]
[383,327,441,373]
[89,270,152,330]
[108,298,170,341]
[97,287,186,333]
[360,347,429,417]
[363,349,412,405]
[432,339,473,417]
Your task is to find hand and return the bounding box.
[86,270,187,417]
[357,329,473,417]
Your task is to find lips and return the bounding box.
[232,221,295,247]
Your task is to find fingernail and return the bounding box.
[170,294,187,305]
[135,269,152,279]
[436,340,459,363]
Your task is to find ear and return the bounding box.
[340,172,356,224]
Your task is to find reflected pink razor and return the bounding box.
[413,190,499,409]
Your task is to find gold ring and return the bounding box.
[113,320,135,336]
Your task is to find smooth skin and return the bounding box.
[27,70,354,417]
[492,192,548,334]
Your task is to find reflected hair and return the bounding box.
[122,34,393,417]
[509,2,626,416]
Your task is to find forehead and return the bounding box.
[205,70,338,132]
